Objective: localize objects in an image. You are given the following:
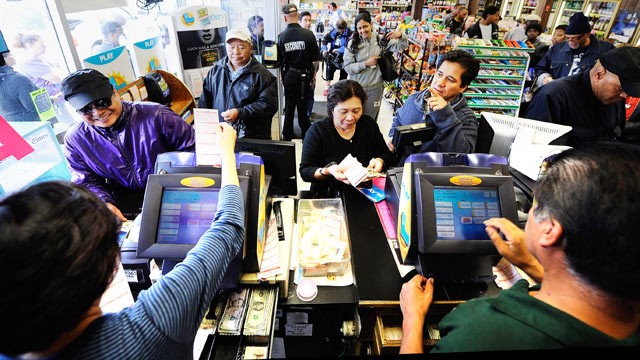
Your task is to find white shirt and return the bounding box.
[480,23,493,41]
[330,9,346,29]
[504,26,527,42]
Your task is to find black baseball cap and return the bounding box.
[61,68,114,109]
[599,46,640,98]
[282,4,298,15]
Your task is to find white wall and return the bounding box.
[61,0,127,13]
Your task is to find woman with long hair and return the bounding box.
[342,11,408,121]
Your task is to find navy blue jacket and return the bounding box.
[535,35,614,82]
[389,89,478,164]
[526,71,625,148]
[321,27,352,56]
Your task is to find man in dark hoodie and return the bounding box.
[387,50,480,165]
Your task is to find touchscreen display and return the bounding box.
[156,188,219,245]
[433,186,501,241]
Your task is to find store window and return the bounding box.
[66,1,220,62]
[0,0,77,125]
[1,0,277,125]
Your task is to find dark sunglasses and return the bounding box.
[76,97,112,115]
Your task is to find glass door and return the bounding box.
[583,0,620,39]
[553,0,585,30]
[0,0,78,127]
[544,0,562,33]
[501,0,524,20]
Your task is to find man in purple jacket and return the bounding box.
[62,69,195,221]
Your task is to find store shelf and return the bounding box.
[385,33,434,115]
[455,39,529,118]
[479,62,527,70]
[468,104,520,110]
[466,92,522,99]
[469,82,523,89]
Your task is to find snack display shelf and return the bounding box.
[475,74,526,80]
[455,38,532,117]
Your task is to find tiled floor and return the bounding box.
[296,67,395,193]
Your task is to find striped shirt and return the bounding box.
[56,185,244,359]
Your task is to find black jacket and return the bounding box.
[526,71,625,147]
[465,21,499,40]
[277,23,321,75]
[198,57,278,139]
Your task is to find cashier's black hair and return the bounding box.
[0,181,121,356]
[326,79,367,120]
[532,142,640,300]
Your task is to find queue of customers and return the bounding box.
[2,4,639,210]
[1,4,640,358]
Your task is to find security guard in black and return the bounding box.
[278,3,321,141]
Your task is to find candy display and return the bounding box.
[379,11,532,118]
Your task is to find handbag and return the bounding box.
[377,50,399,82]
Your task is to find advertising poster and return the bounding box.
[83,46,136,91]
[609,10,639,43]
[172,6,228,71]
[176,28,225,69]
[132,37,167,76]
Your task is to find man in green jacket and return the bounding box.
[400,142,640,353]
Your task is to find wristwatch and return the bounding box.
[321,161,337,176]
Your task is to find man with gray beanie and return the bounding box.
[527,46,640,147]
[535,12,613,88]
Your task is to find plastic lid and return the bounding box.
[296,278,318,301]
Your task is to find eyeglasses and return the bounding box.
[76,97,112,115]
[565,34,586,42]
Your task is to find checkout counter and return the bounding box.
[116,150,535,359]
